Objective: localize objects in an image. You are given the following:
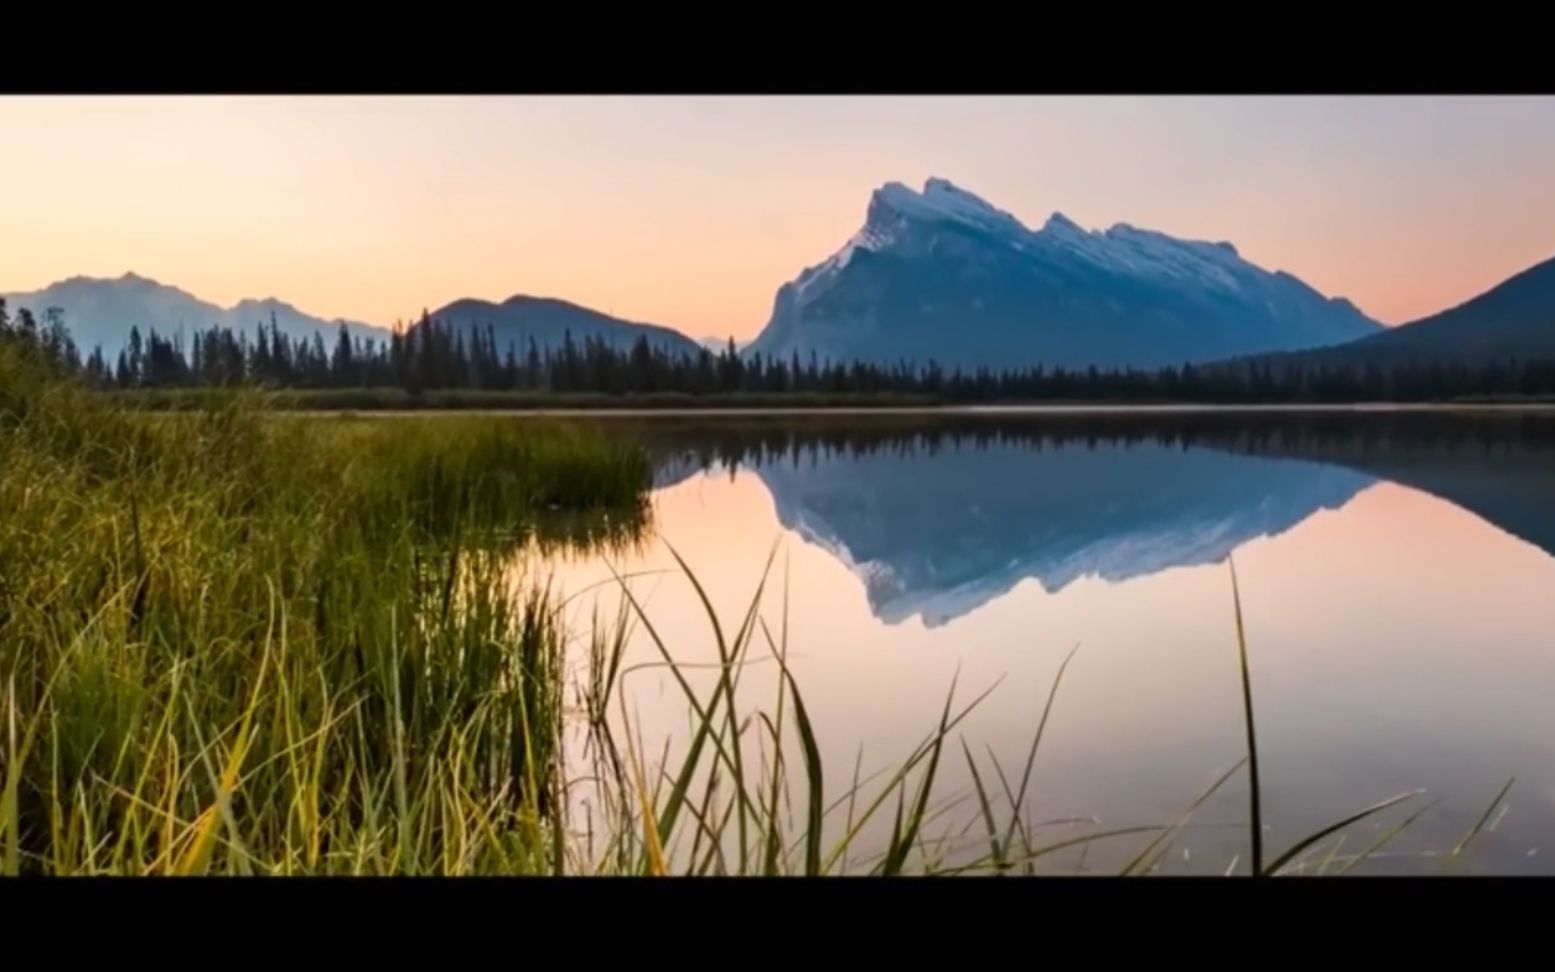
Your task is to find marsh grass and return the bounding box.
[0,345,1520,875]
[0,348,647,874]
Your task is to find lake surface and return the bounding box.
[539,411,1555,874]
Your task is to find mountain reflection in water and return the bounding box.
[636,412,1555,626]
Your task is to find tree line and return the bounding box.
[5,300,1555,403]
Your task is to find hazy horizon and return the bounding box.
[5,95,1555,339]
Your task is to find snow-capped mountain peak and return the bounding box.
[844,180,1261,292]
[870,177,1030,240]
[788,178,1036,301]
[1042,212,1084,233]
[1085,222,1249,290]
[747,176,1382,369]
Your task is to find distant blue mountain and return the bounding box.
[746,178,1382,370]
[1,273,386,358]
[427,295,703,357]
[0,275,708,362]
[1249,251,1555,366]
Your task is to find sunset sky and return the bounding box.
[3,96,1554,339]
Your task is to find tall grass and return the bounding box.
[0,345,1516,875]
[0,347,647,874]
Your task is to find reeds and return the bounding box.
[0,348,646,874]
[0,346,1516,875]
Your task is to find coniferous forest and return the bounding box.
[6,300,1555,404]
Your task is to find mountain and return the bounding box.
[745,178,1382,370]
[1,273,386,357]
[1263,252,1555,366]
[2,275,709,362]
[426,295,702,357]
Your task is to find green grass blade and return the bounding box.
[660,537,779,873]
[882,785,908,876]
[1337,797,1440,876]
[1120,757,1246,877]
[1001,642,1081,859]
[1229,557,1263,877]
[822,674,1002,873]
[1265,789,1424,876]
[961,738,1003,869]
[600,560,758,845]
[786,662,825,876]
[882,672,958,876]
[973,826,1171,874]
[1448,777,1515,864]
[758,712,784,875]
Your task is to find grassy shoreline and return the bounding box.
[1,349,654,874]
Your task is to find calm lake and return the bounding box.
[537,410,1555,875]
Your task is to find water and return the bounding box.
[542,411,1555,874]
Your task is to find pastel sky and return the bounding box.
[3,96,1554,339]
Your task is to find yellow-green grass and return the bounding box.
[0,343,1515,875]
[1,344,646,874]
